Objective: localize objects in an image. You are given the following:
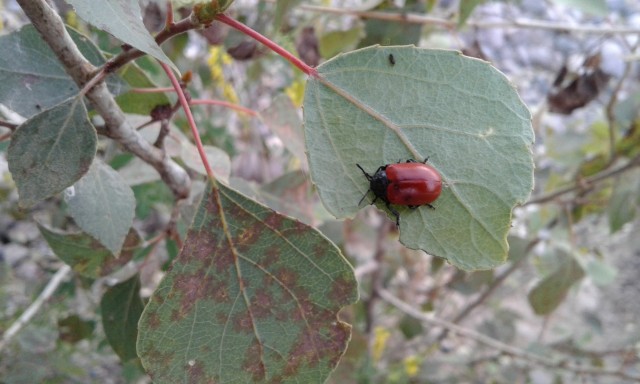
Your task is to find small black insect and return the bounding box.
[388,53,395,66]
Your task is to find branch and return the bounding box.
[434,238,541,343]
[215,14,318,77]
[17,0,190,199]
[298,4,640,35]
[0,265,72,352]
[0,120,18,130]
[378,288,640,382]
[159,61,215,180]
[105,16,198,73]
[526,154,640,205]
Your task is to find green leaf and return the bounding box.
[528,254,585,315]
[58,314,95,344]
[585,259,617,286]
[116,63,171,115]
[551,0,608,16]
[507,235,530,263]
[132,181,174,219]
[180,143,231,181]
[319,27,364,59]
[65,0,178,72]
[262,94,307,167]
[458,0,485,27]
[0,24,125,118]
[398,315,423,340]
[66,160,136,256]
[101,274,144,362]
[358,12,422,47]
[304,46,534,270]
[137,181,358,383]
[38,224,141,279]
[8,98,96,208]
[274,0,301,30]
[608,170,640,233]
[231,170,331,225]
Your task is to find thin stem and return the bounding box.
[131,87,176,93]
[158,61,215,180]
[165,1,174,27]
[17,0,190,199]
[78,67,107,97]
[0,265,72,352]
[190,99,258,116]
[435,238,540,342]
[526,154,640,205]
[0,120,18,130]
[297,4,640,34]
[106,16,198,73]
[378,288,640,382]
[214,14,318,77]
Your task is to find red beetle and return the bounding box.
[356,159,442,225]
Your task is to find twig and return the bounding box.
[215,14,318,77]
[0,265,72,352]
[364,221,392,335]
[297,4,640,35]
[605,40,639,165]
[0,120,18,130]
[190,99,258,116]
[378,288,640,382]
[158,61,215,180]
[525,154,640,205]
[131,87,176,93]
[17,0,191,199]
[105,16,198,73]
[434,239,539,343]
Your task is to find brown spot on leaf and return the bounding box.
[243,340,266,381]
[212,248,234,273]
[144,346,175,368]
[274,268,299,288]
[185,359,205,382]
[182,228,222,270]
[311,243,325,259]
[263,212,285,229]
[262,246,280,268]
[232,310,254,334]
[146,312,161,330]
[173,270,217,314]
[212,280,231,303]
[329,275,357,305]
[282,320,351,377]
[236,227,262,253]
[170,309,182,322]
[250,291,274,319]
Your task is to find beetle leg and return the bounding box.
[408,205,419,210]
[358,191,370,206]
[427,204,436,210]
[386,202,400,226]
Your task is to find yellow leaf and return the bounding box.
[285,80,305,108]
[372,326,390,362]
[403,355,420,377]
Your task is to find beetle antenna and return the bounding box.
[356,164,372,180]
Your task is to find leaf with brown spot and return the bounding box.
[137,182,358,383]
[39,224,141,279]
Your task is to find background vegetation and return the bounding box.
[1,0,640,383]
